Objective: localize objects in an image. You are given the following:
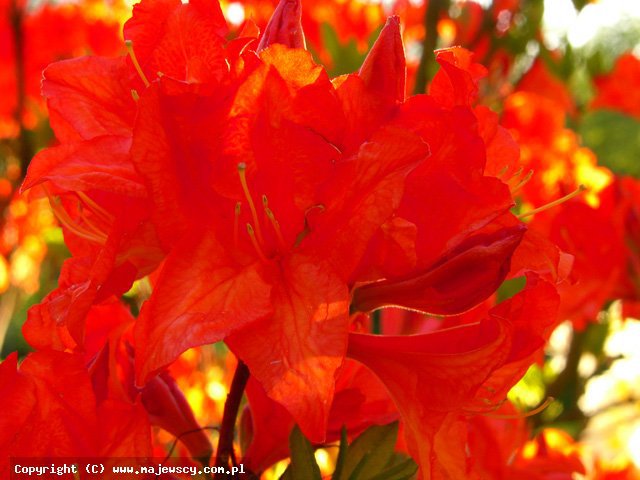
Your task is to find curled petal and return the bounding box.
[352,224,525,314]
[358,16,406,104]
[256,0,305,52]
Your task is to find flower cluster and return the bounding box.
[5,0,633,478]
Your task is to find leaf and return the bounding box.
[341,421,399,479]
[369,456,418,480]
[496,276,527,303]
[279,425,322,480]
[578,110,640,178]
[332,426,348,480]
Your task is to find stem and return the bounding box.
[9,0,33,173]
[533,327,588,431]
[214,360,250,478]
[413,0,450,94]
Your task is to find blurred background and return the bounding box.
[1,0,640,477]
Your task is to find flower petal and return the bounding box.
[227,254,350,442]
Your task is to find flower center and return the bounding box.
[235,163,287,261]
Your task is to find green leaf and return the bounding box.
[332,426,348,480]
[279,425,322,480]
[497,276,526,303]
[342,422,399,479]
[579,110,640,178]
[369,456,418,480]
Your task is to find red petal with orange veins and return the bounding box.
[135,229,273,384]
[124,0,228,84]
[475,106,521,179]
[308,126,429,280]
[0,354,36,476]
[257,0,305,51]
[352,224,525,314]
[23,136,145,197]
[131,80,232,248]
[348,318,509,479]
[43,56,135,142]
[227,254,350,442]
[358,16,405,105]
[0,352,99,468]
[509,229,574,284]
[481,275,560,401]
[327,359,399,438]
[24,222,137,351]
[98,399,152,458]
[429,47,487,108]
[242,378,295,474]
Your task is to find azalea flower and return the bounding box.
[22,0,562,477]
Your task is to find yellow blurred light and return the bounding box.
[315,448,332,474]
[265,460,289,480]
[181,348,199,364]
[10,250,39,293]
[226,2,245,25]
[206,381,227,403]
[543,428,573,451]
[437,19,457,46]
[521,440,538,459]
[552,131,575,153]
[0,256,9,294]
[186,387,206,419]
[22,235,46,258]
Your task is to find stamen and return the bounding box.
[497,165,509,179]
[265,207,287,249]
[509,166,523,182]
[131,89,140,101]
[234,202,241,247]
[76,192,115,223]
[49,196,107,244]
[482,397,554,420]
[237,163,264,245]
[518,185,585,219]
[246,223,268,262]
[125,40,150,88]
[76,203,107,238]
[511,169,534,194]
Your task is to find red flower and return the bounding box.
[25,0,538,464]
[348,274,560,479]
[0,351,151,477]
[592,53,640,120]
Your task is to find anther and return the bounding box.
[131,89,140,101]
[518,185,585,219]
[237,163,264,245]
[265,207,287,249]
[125,40,150,88]
[246,223,268,262]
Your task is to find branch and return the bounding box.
[413,0,450,94]
[214,360,250,479]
